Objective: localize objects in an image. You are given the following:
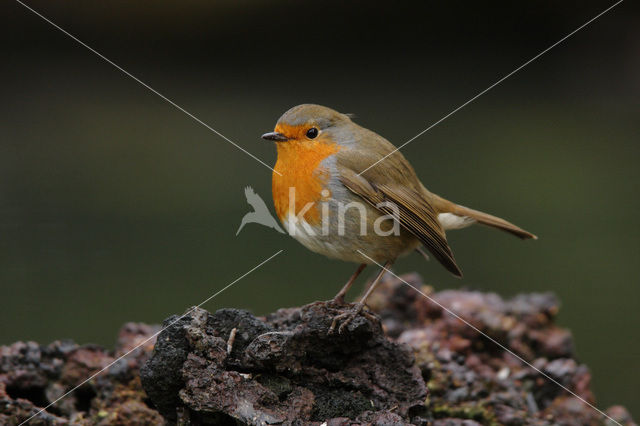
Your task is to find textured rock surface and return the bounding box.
[140,273,636,425]
[1,273,637,425]
[140,302,427,424]
[0,323,163,425]
[366,273,617,425]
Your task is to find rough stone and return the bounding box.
[1,274,637,425]
[1,323,162,425]
[141,302,427,424]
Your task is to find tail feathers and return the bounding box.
[450,204,537,240]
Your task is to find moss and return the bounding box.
[431,402,498,426]
[426,368,450,395]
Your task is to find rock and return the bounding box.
[369,273,636,426]
[141,302,427,424]
[607,406,636,426]
[1,273,637,425]
[0,323,163,425]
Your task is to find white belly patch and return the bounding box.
[283,215,334,255]
[282,214,365,262]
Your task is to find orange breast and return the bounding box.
[272,136,339,225]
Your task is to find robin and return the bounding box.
[262,104,536,333]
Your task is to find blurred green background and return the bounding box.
[1,0,638,417]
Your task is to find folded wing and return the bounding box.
[339,167,462,277]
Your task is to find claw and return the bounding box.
[338,313,356,334]
[328,303,377,334]
[328,312,350,334]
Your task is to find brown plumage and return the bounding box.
[339,170,462,276]
[432,195,537,240]
[334,112,535,277]
[263,104,536,332]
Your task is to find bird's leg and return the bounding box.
[329,260,394,334]
[332,263,366,305]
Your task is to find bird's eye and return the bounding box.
[306,128,319,139]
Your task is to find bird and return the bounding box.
[262,104,536,333]
[236,186,285,235]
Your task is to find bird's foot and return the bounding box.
[328,303,378,334]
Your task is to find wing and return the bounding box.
[338,165,462,277]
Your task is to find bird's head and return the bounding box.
[261,104,355,150]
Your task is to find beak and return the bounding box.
[261,132,289,142]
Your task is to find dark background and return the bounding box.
[2,0,638,417]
